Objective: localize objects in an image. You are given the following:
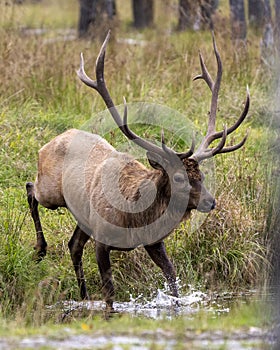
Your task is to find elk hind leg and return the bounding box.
[68,225,90,300]
[26,182,47,261]
[144,241,179,299]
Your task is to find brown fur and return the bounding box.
[27,128,215,310]
[26,29,249,310]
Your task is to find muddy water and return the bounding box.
[56,288,260,320]
[57,288,210,320]
[1,289,274,349]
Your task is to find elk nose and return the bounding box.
[204,198,216,211]
[198,198,216,212]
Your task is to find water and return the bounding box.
[0,289,274,350]
[52,288,253,320]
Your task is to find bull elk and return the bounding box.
[26,31,249,310]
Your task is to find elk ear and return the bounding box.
[146,151,166,171]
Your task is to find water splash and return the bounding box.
[48,287,238,320]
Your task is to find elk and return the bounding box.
[26,31,249,310]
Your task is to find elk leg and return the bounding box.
[26,182,47,261]
[144,241,179,299]
[68,225,90,300]
[95,243,114,311]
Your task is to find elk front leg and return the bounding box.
[144,241,179,299]
[68,225,90,300]
[26,182,47,261]
[95,243,114,311]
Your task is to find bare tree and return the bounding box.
[275,0,280,51]
[78,0,116,38]
[248,0,264,29]
[200,0,219,30]
[78,0,95,37]
[264,0,272,23]
[261,0,273,59]
[229,0,247,42]
[177,0,194,30]
[132,0,154,29]
[177,0,219,31]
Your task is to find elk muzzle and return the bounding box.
[197,187,216,213]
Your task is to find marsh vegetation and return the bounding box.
[0,0,276,348]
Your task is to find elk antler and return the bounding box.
[190,32,250,163]
[77,31,194,161]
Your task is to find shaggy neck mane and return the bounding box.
[118,160,171,227]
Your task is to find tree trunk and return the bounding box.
[78,0,116,38]
[248,0,264,29]
[260,0,273,61]
[132,0,154,29]
[177,0,195,31]
[200,0,219,30]
[78,0,96,37]
[105,0,116,19]
[275,0,280,51]
[263,0,272,22]
[229,0,247,42]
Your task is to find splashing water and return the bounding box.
[48,286,236,320]
[3,289,270,350]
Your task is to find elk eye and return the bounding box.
[173,173,185,184]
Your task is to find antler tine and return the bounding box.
[218,131,249,154]
[205,86,250,141]
[78,32,181,159]
[77,31,110,89]
[95,29,111,82]
[193,32,222,138]
[211,125,227,156]
[208,32,222,136]
[77,31,124,129]
[193,52,214,91]
[77,52,97,89]
[161,129,175,156]
[78,31,208,163]
[178,136,195,159]
[122,96,179,157]
[190,34,249,162]
[227,86,250,135]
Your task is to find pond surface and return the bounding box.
[0,289,275,350]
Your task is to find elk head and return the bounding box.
[77,31,249,220]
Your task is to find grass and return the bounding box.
[0,0,275,331]
[0,298,272,350]
[0,296,271,335]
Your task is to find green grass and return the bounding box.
[0,298,272,350]
[0,0,275,329]
[0,297,270,336]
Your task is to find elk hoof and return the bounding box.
[103,304,116,319]
[34,245,47,262]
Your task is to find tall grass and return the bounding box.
[0,0,273,324]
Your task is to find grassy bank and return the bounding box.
[0,299,271,345]
[0,0,274,326]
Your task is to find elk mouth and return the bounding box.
[197,199,216,213]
